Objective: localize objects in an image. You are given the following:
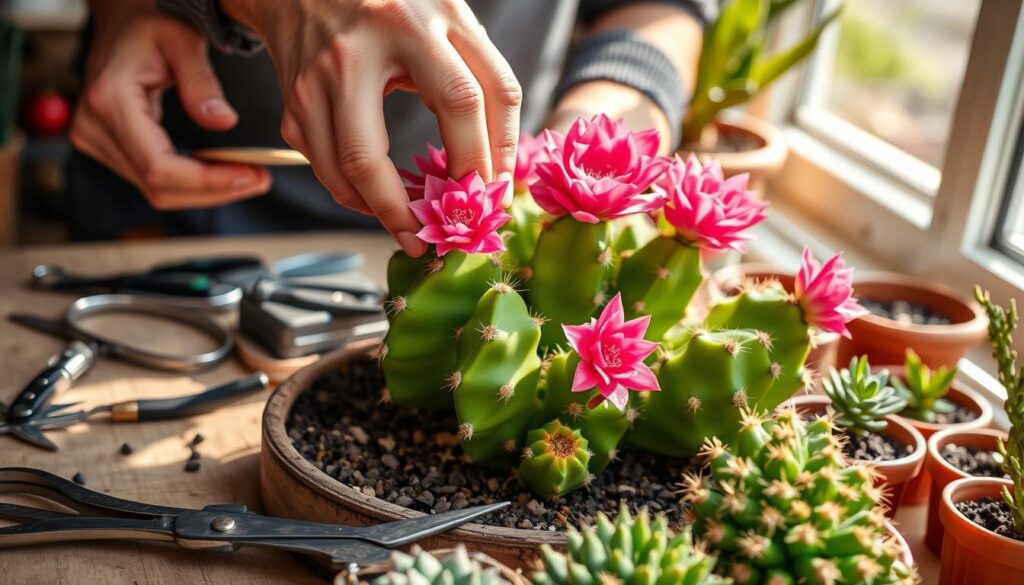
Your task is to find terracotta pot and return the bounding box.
[261,341,565,570]
[678,113,788,194]
[886,521,916,572]
[783,395,926,516]
[885,369,993,506]
[939,477,1024,583]
[704,262,839,374]
[837,272,988,370]
[924,427,1008,556]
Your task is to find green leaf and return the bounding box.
[751,7,842,90]
[695,0,768,98]
[768,0,801,22]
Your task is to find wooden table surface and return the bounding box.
[0,232,940,584]
[0,232,394,585]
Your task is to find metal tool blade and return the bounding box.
[7,313,76,342]
[44,403,80,415]
[354,501,511,547]
[7,425,58,451]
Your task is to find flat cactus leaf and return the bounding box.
[617,236,704,342]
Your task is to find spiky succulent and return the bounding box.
[681,408,916,584]
[519,420,592,498]
[892,349,957,423]
[976,286,1024,534]
[534,505,729,585]
[371,545,515,585]
[822,356,907,436]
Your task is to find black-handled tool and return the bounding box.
[31,264,241,310]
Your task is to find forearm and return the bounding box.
[550,2,703,153]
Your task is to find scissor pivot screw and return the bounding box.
[210,516,236,533]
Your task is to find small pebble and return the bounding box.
[189,449,202,461]
[72,472,86,485]
[184,461,201,473]
[120,443,133,456]
[191,433,205,446]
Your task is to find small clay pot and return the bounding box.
[705,262,839,374]
[924,427,1008,556]
[677,113,788,193]
[838,272,988,369]
[886,369,993,506]
[783,395,926,516]
[939,477,1024,583]
[886,521,916,573]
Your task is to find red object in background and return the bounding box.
[26,91,71,136]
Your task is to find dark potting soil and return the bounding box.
[681,129,762,154]
[900,401,977,425]
[941,444,1008,478]
[860,298,952,326]
[955,497,1024,542]
[840,429,911,462]
[287,358,698,531]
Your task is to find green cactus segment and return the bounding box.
[612,213,658,255]
[823,356,907,436]
[892,349,957,423]
[533,505,728,585]
[453,283,543,465]
[518,420,591,498]
[500,194,545,271]
[617,236,703,341]
[373,545,512,585]
[627,329,778,456]
[382,250,499,408]
[540,351,630,473]
[530,217,613,347]
[703,281,812,408]
[683,409,916,585]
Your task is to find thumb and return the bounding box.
[159,28,237,131]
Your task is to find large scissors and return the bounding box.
[0,467,507,572]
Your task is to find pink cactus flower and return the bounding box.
[514,133,549,193]
[656,154,768,253]
[793,247,868,338]
[408,172,511,256]
[531,114,671,223]
[399,144,448,198]
[562,293,660,411]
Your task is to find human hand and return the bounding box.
[221,0,522,256]
[70,13,271,210]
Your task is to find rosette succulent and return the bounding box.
[372,545,514,585]
[681,408,917,584]
[823,356,907,436]
[534,505,728,585]
[892,349,957,424]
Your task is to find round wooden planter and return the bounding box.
[924,427,1008,556]
[837,273,988,370]
[783,395,926,517]
[887,371,993,506]
[939,477,1024,584]
[260,341,563,570]
[678,113,788,194]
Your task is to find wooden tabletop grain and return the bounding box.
[0,231,394,585]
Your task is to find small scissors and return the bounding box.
[0,467,508,571]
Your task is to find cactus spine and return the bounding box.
[453,281,543,465]
[682,408,916,584]
[534,505,728,585]
[617,236,704,341]
[529,217,614,347]
[382,250,499,408]
[373,545,514,585]
[518,420,592,498]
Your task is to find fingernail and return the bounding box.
[397,231,427,256]
[232,174,256,188]
[496,172,513,206]
[201,98,235,118]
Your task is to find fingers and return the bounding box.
[446,7,522,185]
[157,23,238,132]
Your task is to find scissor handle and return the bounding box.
[0,467,185,518]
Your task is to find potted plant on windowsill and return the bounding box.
[888,349,994,506]
[680,0,841,191]
[937,288,1024,583]
[785,356,927,516]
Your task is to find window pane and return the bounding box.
[997,137,1024,263]
[806,0,980,169]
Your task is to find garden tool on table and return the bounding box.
[0,467,508,572]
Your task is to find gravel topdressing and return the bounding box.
[840,429,912,462]
[955,497,1024,542]
[941,443,1007,478]
[860,298,952,326]
[286,358,699,531]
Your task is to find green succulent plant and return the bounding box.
[975,287,1024,534]
[683,0,842,144]
[534,505,729,585]
[371,545,515,585]
[822,356,907,436]
[682,408,917,584]
[892,349,957,424]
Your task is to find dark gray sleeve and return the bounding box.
[555,1,714,150]
[156,0,263,56]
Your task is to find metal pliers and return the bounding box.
[0,467,507,571]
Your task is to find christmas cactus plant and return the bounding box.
[381,114,865,498]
